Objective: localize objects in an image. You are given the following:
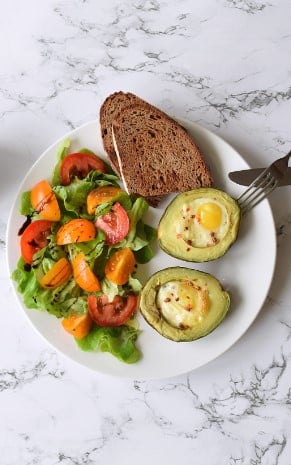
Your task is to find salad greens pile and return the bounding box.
[12,139,156,364]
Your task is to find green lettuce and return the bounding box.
[114,197,156,262]
[12,138,158,365]
[12,258,87,318]
[19,191,34,216]
[75,324,141,363]
[67,230,106,266]
[52,138,71,186]
[53,171,120,219]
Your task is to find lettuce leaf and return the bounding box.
[75,324,141,364]
[114,197,157,261]
[19,191,34,216]
[53,171,120,219]
[12,258,87,318]
[52,138,71,186]
[67,230,105,266]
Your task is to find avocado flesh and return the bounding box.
[158,188,241,262]
[140,267,230,342]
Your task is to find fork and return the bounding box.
[237,151,291,214]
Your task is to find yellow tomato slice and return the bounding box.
[31,180,61,221]
[87,186,123,215]
[105,248,135,285]
[62,313,93,339]
[56,219,96,245]
[39,257,72,288]
[72,252,101,292]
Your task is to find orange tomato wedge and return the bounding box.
[56,219,96,245]
[62,312,93,339]
[72,252,101,292]
[105,247,136,285]
[87,186,123,215]
[39,257,72,288]
[31,180,61,221]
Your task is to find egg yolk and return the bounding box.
[196,202,222,230]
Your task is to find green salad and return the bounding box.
[12,139,156,364]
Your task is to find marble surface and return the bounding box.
[1,0,291,463]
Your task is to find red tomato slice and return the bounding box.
[60,152,106,185]
[88,294,138,327]
[95,203,129,245]
[20,220,53,264]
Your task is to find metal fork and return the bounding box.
[237,151,291,214]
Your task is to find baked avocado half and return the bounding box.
[158,188,241,262]
[140,267,230,342]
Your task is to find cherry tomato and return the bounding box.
[88,294,138,327]
[95,203,129,245]
[60,153,106,185]
[20,220,53,264]
[30,180,61,221]
[87,186,123,215]
[62,312,93,339]
[72,252,101,292]
[105,248,135,285]
[56,219,96,245]
[39,257,72,289]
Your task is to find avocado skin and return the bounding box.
[158,188,241,262]
[140,267,230,342]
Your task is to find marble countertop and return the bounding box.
[1,0,291,463]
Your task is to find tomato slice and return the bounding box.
[56,219,96,245]
[88,294,138,327]
[20,220,53,264]
[61,153,106,185]
[72,252,101,292]
[87,186,123,215]
[39,257,72,289]
[95,203,129,245]
[62,312,93,339]
[30,180,61,221]
[105,248,135,285]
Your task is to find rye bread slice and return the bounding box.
[100,91,163,206]
[100,92,148,176]
[112,103,213,197]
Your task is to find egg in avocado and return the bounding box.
[158,188,241,262]
[140,267,230,342]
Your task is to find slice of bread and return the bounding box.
[112,103,213,197]
[100,91,163,206]
[100,92,148,176]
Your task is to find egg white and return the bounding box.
[176,198,229,248]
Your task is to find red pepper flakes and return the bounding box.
[184,304,193,311]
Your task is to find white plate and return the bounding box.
[6,119,277,380]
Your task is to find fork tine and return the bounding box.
[238,177,278,214]
[236,166,272,202]
[236,151,290,214]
